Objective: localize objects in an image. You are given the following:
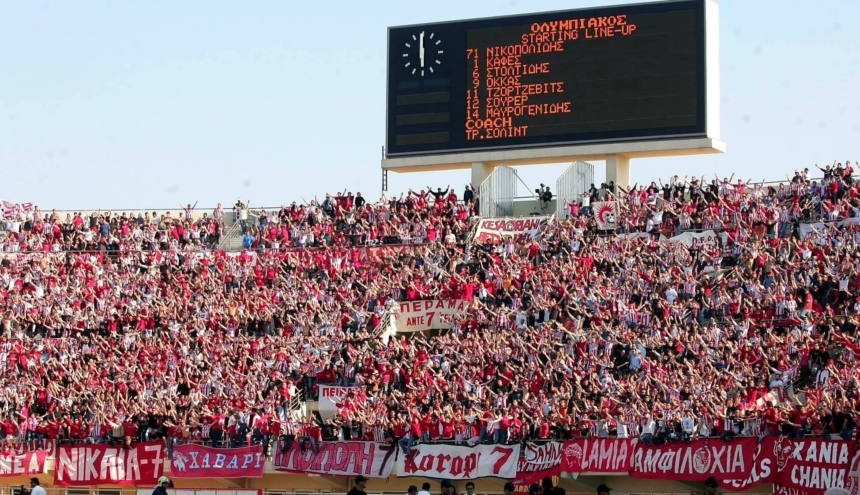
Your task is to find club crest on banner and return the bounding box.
[593,201,619,230]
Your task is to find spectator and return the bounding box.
[235,200,249,233]
[153,477,170,495]
[1,165,860,456]
[541,478,555,495]
[348,476,368,495]
[703,477,719,495]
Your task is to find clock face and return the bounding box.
[402,31,443,77]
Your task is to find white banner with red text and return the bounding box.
[474,217,549,243]
[170,444,264,479]
[396,443,520,480]
[274,440,395,478]
[0,448,49,477]
[318,385,363,420]
[54,441,166,486]
[666,230,721,247]
[393,299,470,332]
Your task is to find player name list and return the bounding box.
[465,15,638,141]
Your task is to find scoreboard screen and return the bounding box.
[386,0,707,158]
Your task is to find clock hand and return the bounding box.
[419,31,425,68]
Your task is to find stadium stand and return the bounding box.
[1,162,859,455]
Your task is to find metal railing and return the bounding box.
[287,389,307,421]
[217,219,243,250]
[371,309,395,339]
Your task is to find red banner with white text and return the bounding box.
[396,443,520,480]
[722,437,858,495]
[273,441,395,478]
[515,442,563,484]
[630,437,758,481]
[170,444,264,479]
[0,448,49,477]
[54,441,165,486]
[562,438,637,473]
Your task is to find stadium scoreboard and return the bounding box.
[386,0,709,158]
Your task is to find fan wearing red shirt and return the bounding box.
[509,414,523,442]
[123,417,138,448]
[787,405,812,439]
[537,417,551,439]
[0,417,14,441]
[66,415,84,440]
[208,409,225,448]
[764,406,782,435]
[440,414,455,441]
[299,419,321,454]
[397,417,422,457]
[422,414,438,442]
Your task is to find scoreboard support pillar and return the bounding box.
[605,155,631,190]
[471,162,496,187]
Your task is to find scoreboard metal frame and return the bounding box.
[384,0,714,159]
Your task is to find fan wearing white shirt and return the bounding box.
[28,478,47,495]
[640,414,656,444]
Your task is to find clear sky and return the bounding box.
[1,0,858,211]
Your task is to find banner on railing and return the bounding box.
[280,244,422,264]
[394,300,470,332]
[397,443,520,480]
[318,385,363,419]
[170,444,264,479]
[138,490,263,495]
[274,441,395,478]
[630,437,758,481]
[666,230,721,247]
[562,438,636,474]
[474,217,550,243]
[38,436,860,488]
[724,437,857,495]
[515,442,563,484]
[54,441,166,486]
[0,448,49,477]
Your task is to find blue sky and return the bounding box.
[1,0,858,211]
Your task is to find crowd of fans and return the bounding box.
[1,162,860,457]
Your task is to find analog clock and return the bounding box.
[402,31,443,76]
